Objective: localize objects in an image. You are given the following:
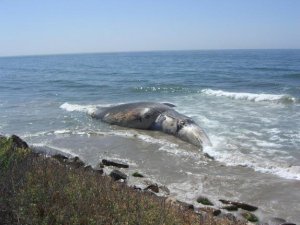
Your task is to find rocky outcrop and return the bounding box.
[219,199,258,211]
[110,170,127,181]
[197,196,213,206]
[102,159,129,168]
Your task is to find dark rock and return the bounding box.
[110,170,127,181]
[102,159,129,168]
[199,207,221,216]
[132,172,144,178]
[197,196,214,206]
[222,204,238,211]
[67,156,85,168]
[159,185,170,195]
[95,169,104,175]
[268,217,286,225]
[280,223,296,225]
[132,185,142,191]
[241,212,259,222]
[99,162,105,168]
[144,184,159,193]
[52,154,68,163]
[84,165,93,171]
[177,200,194,210]
[11,135,28,149]
[204,153,215,160]
[219,199,258,211]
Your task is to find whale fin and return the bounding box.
[163,103,176,107]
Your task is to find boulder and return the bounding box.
[95,169,104,175]
[204,153,215,160]
[197,196,214,206]
[199,207,221,216]
[241,212,259,223]
[268,218,296,225]
[52,154,68,163]
[177,200,194,210]
[11,135,28,149]
[222,204,238,211]
[219,199,258,211]
[67,156,85,168]
[102,159,129,168]
[144,184,159,193]
[110,170,127,181]
[132,172,144,178]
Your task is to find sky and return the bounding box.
[0,0,300,56]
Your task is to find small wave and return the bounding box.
[201,89,296,103]
[203,136,300,180]
[60,102,99,114]
[132,86,192,93]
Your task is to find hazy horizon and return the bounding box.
[1,0,300,57]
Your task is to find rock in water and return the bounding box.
[197,196,214,206]
[144,184,159,193]
[102,159,129,168]
[219,199,258,211]
[241,212,259,222]
[110,170,127,181]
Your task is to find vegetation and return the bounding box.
[0,135,246,225]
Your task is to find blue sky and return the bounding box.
[1,0,300,56]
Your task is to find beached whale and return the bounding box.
[91,102,211,148]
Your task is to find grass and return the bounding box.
[0,135,246,225]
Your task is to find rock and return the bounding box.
[242,212,259,223]
[219,199,258,211]
[204,153,215,160]
[98,162,105,168]
[67,156,85,168]
[268,217,286,225]
[52,154,68,163]
[11,135,28,149]
[144,184,159,193]
[95,169,104,175]
[267,218,296,225]
[110,170,127,181]
[222,204,238,211]
[84,165,93,171]
[197,196,214,206]
[199,207,221,216]
[159,185,170,195]
[102,159,129,168]
[132,172,144,178]
[177,200,194,210]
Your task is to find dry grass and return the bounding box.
[0,136,246,225]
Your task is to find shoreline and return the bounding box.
[1,134,297,225]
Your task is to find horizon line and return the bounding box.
[1,48,300,58]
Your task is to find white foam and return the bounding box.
[60,102,98,114]
[203,135,300,180]
[201,89,296,103]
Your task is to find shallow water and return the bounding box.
[0,50,300,223]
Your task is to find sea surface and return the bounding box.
[1,50,300,223]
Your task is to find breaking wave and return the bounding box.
[201,89,297,103]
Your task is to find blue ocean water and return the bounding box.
[1,50,300,221]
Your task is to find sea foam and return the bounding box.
[60,102,98,114]
[201,89,296,103]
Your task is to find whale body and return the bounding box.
[91,102,211,148]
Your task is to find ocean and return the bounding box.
[0,50,300,223]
